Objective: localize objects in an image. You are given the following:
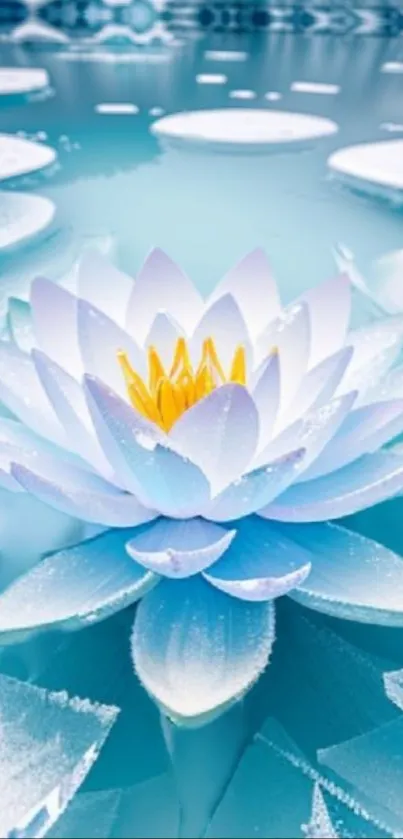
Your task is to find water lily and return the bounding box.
[1,247,403,726]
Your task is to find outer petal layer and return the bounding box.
[132,575,275,726]
[285,521,403,626]
[0,528,158,641]
[11,459,155,527]
[261,450,403,522]
[126,517,236,578]
[204,516,311,601]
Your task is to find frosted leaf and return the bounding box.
[256,715,392,838]
[0,674,118,838]
[302,783,339,838]
[319,717,403,834]
[206,720,313,837]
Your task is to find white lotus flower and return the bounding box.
[1,247,403,725]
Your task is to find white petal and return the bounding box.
[132,575,275,725]
[30,277,82,377]
[251,353,280,448]
[77,298,146,398]
[262,450,403,522]
[78,249,133,326]
[204,448,306,522]
[32,349,115,479]
[299,273,351,367]
[281,346,353,429]
[256,302,311,421]
[144,311,184,367]
[287,521,403,626]
[84,375,211,517]
[255,391,357,472]
[126,248,203,344]
[170,384,259,494]
[207,249,281,339]
[0,341,64,445]
[303,399,403,480]
[190,294,252,370]
[11,459,155,527]
[126,517,235,578]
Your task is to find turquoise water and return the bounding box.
[1,33,403,839]
[1,36,403,304]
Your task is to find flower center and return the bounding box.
[117,337,246,432]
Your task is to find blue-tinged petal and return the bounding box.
[281,346,353,430]
[30,277,82,377]
[77,298,146,398]
[126,517,235,578]
[262,451,403,522]
[0,416,91,493]
[11,458,155,527]
[131,575,275,726]
[170,384,259,494]
[203,516,311,601]
[207,248,281,340]
[190,294,252,370]
[0,340,64,445]
[6,296,35,353]
[0,528,158,640]
[299,273,351,366]
[126,248,203,344]
[255,391,357,472]
[78,249,133,327]
[256,302,310,418]
[0,673,118,839]
[337,317,403,398]
[303,399,403,480]
[85,376,211,517]
[250,353,280,447]
[283,522,403,625]
[32,349,116,479]
[204,448,306,523]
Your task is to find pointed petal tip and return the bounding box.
[131,576,275,726]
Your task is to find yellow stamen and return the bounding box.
[117,337,248,432]
[230,345,246,385]
[170,337,193,378]
[148,346,165,395]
